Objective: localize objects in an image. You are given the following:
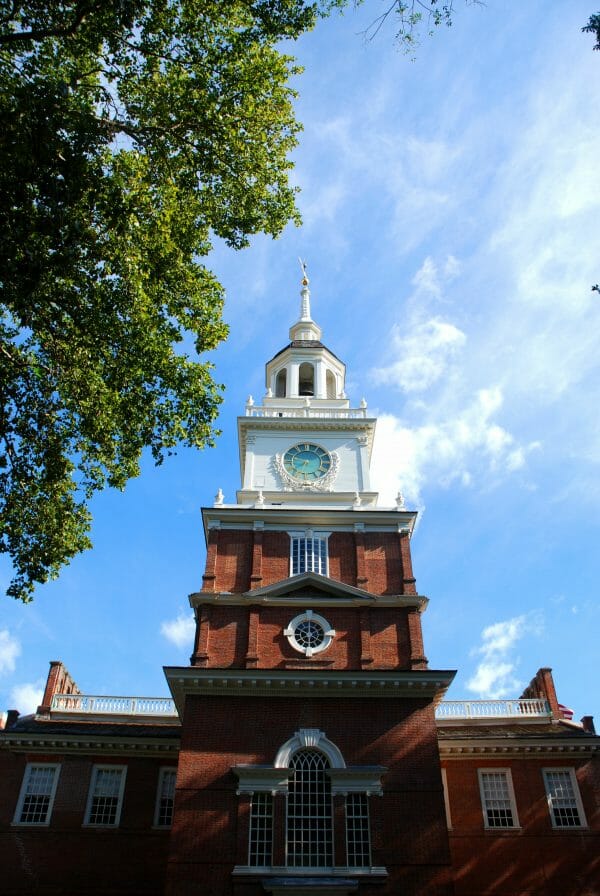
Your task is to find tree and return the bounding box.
[582,12,600,50]
[0,0,333,602]
[362,1,481,51]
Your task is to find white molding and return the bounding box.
[441,768,452,830]
[274,729,346,769]
[284,611,336,657]
[275,448,340,492]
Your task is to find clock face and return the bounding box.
[283,443,332,482]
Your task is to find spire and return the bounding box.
[299,257,311,322]
[290,259,321,342]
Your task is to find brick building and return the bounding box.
[1,276,598,895]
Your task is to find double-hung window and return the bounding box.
[154,767,176,828]
[84,765,126,826]
[290,532,328,576]
[478,770,519,829]
[543,768,586,828]
[14,763,60,825]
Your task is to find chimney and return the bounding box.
[581,716,596,734]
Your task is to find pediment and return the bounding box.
[242,572,376,603]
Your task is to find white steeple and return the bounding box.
[289,262,322,343]
[234,267,378,508]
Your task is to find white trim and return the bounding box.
[542,767,587,829]
[13,762,61,826]
[83,764,127,827]
[284,611,336,657]
[477,768,520,830]
[441,768,452,830]
[153,766,176,828]
[274,729,346,769]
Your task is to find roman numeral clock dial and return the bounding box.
[283,443,332,483]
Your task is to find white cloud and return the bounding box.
[372,317,466,393]
[371,389,538,506]
[161,613,195,649]
[0,629,21,676]
[10,681,43,715]
[466,614,543,699]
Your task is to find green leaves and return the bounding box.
[0,0,324,601]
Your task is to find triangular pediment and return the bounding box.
[242,572,376,602]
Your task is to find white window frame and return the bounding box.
[289,530,330,577]
[478,769,520,830]
[84,764,127,827]
[543,767,587,829]
[248,791,274,867]
[284,610,336,657]
[346,792,371,868]
[441,768,452,830]
[154,766,177,828]
[13,763,61,826]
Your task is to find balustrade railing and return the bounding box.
[51,694,178,718]
[245,405,367,419]
[435,698,550,720]
[50,693,549,721]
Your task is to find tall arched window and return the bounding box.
[275,368,287,398]
[298,363,314,396]
[287,750,333,868]
[326,370,336,399]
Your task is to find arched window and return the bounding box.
[275,368,287,398]
[326,370,336,399]
[298,363,314,396]
[287,750,332,868]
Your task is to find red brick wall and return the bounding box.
[208,529,415,595]
[195,605,413,670]
[442,756,600,895]
[167,694,452,896]
[0,751,173,895]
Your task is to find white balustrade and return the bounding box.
[51,694,178,717]
[435,698,550,719]
[245,405,367,419]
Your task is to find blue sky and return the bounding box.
[1,1,599,724]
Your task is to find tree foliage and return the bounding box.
[582,12,600,51]
[362,1,480,51]
[0,0,330,602]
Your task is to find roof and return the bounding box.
[267,340,344,366]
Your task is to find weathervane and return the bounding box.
[298,257,309,285]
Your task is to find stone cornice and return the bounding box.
[0,732,180,756]
[190,592,428,611]
[164,667,456,713]
[440,736,600,758]
[201,506,418,544]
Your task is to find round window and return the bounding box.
[284,611,335,657]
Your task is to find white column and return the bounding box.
[289,362,300,397]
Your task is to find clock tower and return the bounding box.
[165,273,456,896]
